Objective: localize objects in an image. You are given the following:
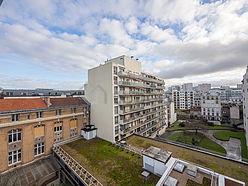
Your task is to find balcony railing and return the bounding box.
[119,103,165,115]
[119,91,164,95]
[119,97,165,105]
[119,110,166,126]
[120,114,166,135]
[117,71,165,84]
[118,81,164,89]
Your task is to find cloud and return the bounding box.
[155,38,248,79]
[0,0,248,89]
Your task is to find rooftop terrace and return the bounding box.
[126,135,248,185]
[61,137,160,185]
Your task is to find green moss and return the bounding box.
[64,138,159,186]
[213,131,248,160]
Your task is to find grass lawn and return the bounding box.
[126,135,248,185]
[168,131,226,154]
[62,138,160,186]
[167,121,234,131]
[213,131,248,160]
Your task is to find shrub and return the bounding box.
[207,122,214,126]
[179,122,185,127]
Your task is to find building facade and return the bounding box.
[201,94,221,121]
[0,97,90,173]
[181,83,193,91]
[85,55,167,143]
[242,67,248,149]
[172,90,195,110]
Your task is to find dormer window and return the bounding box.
[11,114,20,122]
[56,109,61,116]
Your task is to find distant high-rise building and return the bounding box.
[85,55,167,143]
[181,83,193,91]
[242,66,248,149]
[196,83,211,93]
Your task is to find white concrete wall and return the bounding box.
[169,102,177,124]
[230,105,240,119]
[143,155,166,176]
[242,67,248,149]
[85,62,115,143]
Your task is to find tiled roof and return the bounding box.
[50,97,87,107]
[0,98,48,112]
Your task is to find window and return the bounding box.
[54,125,62,132]
[115,126,119,135]
[115,116,118,124]
[11,114,20,122]
[83,107,87,117]
[114,97,118,104]
[113,66,118,74]
[71,108,76,114]
[34,142,45,156]
[27,114,30,120]
[34,125,45,137]
[56,109,62,116]
[114,76,118,84]
[114,86,118,94]
[8,129,22,143]
[54,122,63,142]
[70,119,77,138]
[8,149,22,165]
[36,112,42,118]
[114,106,118,115]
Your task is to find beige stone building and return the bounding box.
[0,97,90,176]
[85,55,167,143]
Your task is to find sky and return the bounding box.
[0,0,248,89]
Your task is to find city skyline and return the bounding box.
[0,0,247,89]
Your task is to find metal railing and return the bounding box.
[53,145,103,186]
[117,71,165,84]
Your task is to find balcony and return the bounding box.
[117,71,165,85]
[118,81,164,89]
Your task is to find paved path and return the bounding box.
[204,130,242,160]
[160,129,242,160]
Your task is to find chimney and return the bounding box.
[43,96,51,107]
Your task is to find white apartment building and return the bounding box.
[201,93,221,121]
[242,66,248,149]
[172,90,194,110]
[85,55,167,143]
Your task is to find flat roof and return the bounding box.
[126,135,248,185]
[0,156,59,185]
[143,146,172,163]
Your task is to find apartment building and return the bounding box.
[172,90,195,110]
[181,83,193,91]
[201,93,221,121]
[194,83,211,93]
[85,55,166,143]
[242,66,248,149]
[0,97,90,174]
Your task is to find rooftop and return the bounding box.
[0,156,59,185]
[0,98,47,112]
[61,138,160,185]
[50,97,87,107]
[143,146,172,163]
[126,135,248,185]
